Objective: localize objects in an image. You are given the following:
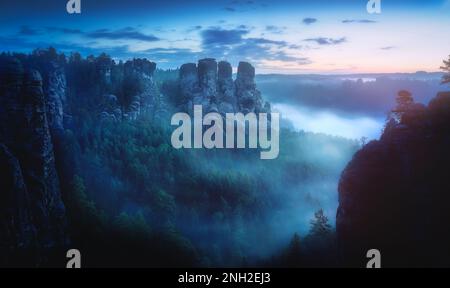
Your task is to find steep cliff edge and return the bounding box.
[337,91,450,267]
[0,57,68,266]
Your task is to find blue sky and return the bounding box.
[1,0,449,73]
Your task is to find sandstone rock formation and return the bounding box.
[0,57,68,265]
[235,61,264,114]
[43,61,67,132]
[178,58,269,115]
[337,91,450,267]
[198,58,218,104]
[0,143,35,252]
[179,62,200,110]
[95,58,165,122]
[23,48,69,133]
[123,58,163,120]
[217,61,236,113]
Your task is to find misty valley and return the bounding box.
[1,48,450,268]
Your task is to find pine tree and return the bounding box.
[309,209,333,238]
[441,54,450,84]
[303,209,334,251]
[289,233,302,257]
[391,90,414,122]
[396,90,414,107]
[303,209,337,267]
[285,233,302,267]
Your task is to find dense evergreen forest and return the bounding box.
[1,48,359,267]
[2,48,449,267]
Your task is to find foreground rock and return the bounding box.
[0,57,68,266]
[337,91,450,267]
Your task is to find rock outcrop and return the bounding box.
[96,53,113,85]
[337,91,450,267]
[24,48,68,133]
[0,57,68,265]
[179,62,200,109]
[123,58,162,120]
[217,61,236,113]
[43,62,66,132]
[235,61,265,114]
[178,59,270,115]
[0,141,35,252]
[95,58,165,122]
[198,58,217,99]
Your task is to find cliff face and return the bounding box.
[43,62,66,132]
[179,59,270,115]
[337,91,450,267]
[0,51,166,265]
[22,49,68,133]
[100,58,163,122]
[0,57,68,265]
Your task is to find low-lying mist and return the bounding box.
[62,71,449,266]
[257,73,443,116]
[64,116,359,266]
[274,103,384,140]
[257,73,444,141]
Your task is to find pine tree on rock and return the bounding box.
[441,54,450,85]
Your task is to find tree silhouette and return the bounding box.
[284,232,302,267]
[441,54,450,84]
[391,90,414,122]
[396,90,413,107]
[302,209,337,267]
[309,209,333,238]
[289,233,301,257]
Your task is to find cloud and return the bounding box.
[3,22,309,71]
[144,47,194,54]
[201,27,249,46]
[268,53,311,64]
[0,34,131,58]
[186,25,203,33]
[46,27,82,34]
[226,40,310,65]
[86,27,159,42]
[18,26,41,36]
[0,35,41,51]
[200,27,289,50]
[265,25,286,34]
[0,31,310,71]
[302,18,318,25]
[142,47,199,66]
[223,0,259,13]
[342,19,377,24]
[380,46,395,50]
[44,26,160,42]
[198,27,310,68]
[289,44,302,49]
[304,37,347,45]
[237,24,250,30]
[247,38,288,46]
